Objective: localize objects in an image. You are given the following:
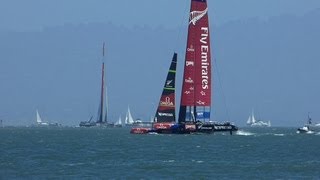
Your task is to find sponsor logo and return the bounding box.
[186,61,194,66]
[197,100,205,105]
[185,124,196,130]
[197,112,204,116]
[214,126,232,130]
[201,126,212,130]
[189,8,208,25]
[158,112,174,117]
[160,97,174,107]
[189,87,194,91]
[200,27,210,90]
[154,123,173,129]
[166,80,173,86]
[200,91,206,96]
[185,77,193,83]
[187,45,195,52]
[184,91,190,95]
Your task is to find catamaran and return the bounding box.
[175,0,238,134]
[79,43,113,127]
[131,0,238,135]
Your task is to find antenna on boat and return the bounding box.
[308,112,312,125]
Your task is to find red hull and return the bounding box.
[130,127,151,134]
[153,122,175,130]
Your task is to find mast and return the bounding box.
[97,42,107,123]
[36,110,42,123]
[103,42,108,123]
[154,53,177,123]
[179,0,212,123]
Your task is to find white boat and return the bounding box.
[246,110,271,127]
[125,106,135,126]
[36,110,49,126]
[297,113,314,134]
[115,115,123,127]
[35,110,60,127]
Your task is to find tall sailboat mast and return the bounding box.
[103,42,108,123]
[179,0,212,123]
[98,42,108,123]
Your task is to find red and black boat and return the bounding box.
[131,0,238,134]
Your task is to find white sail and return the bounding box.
[251,112,256,123]
[125,106,134,124]
[36,110,42,123]
[247,116,252,124]
[247,109,271,127]
[116,115,122,125]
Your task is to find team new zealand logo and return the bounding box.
[189,8,208,25]
[166,80,173,87]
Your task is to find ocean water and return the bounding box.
[1,127,320,179]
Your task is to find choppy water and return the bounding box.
[1,127,320,179]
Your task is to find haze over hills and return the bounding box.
[0,9,319,126]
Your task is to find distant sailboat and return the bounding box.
[36,110,48,126]
[115,115,123,127]
[246,110,271,127]
[80,43,113,127]
[36,110,46,125]
[35,110,60,127]
[125,106,135,126]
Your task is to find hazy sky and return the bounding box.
[1,0,320,31]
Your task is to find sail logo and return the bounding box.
[166,80,173,86]
[189,8,208,25]
[160,97,174,107]
[200,27,210,90]
[187,46,195,52]
[186,61,194,66]
[185,77,193,83]
[197,100,205,105]
[158,113,174,117]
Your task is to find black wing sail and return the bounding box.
[154,53,177,123]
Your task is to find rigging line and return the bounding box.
[212,56,231,122]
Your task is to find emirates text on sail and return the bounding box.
[200,27,209,90]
